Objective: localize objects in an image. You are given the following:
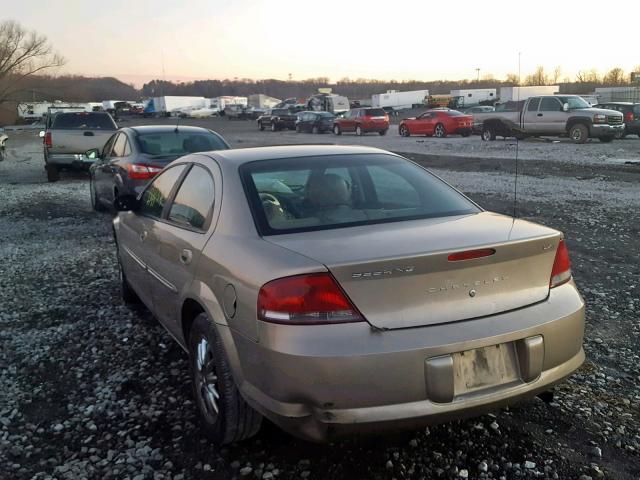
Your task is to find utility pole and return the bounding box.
[475,68,480,82]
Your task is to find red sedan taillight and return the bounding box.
[258,273,364,325]
[125,163,163,180]
[44,132,52,148]
[550,240,572,288]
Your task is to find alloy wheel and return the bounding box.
[195,337,220,423]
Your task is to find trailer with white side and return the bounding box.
[450,89,497,108]
[499,86,559,102]
[371,90,429,110]
[18,102,93,120]
[152,96,208,116]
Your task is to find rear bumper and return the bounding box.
[45,152,96,168]
[589,124,624,136]
[231,281,585,441]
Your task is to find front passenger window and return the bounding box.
[139,165,187,219]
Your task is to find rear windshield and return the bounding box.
[446,110,465,116]
[136,131,228,157]
[364,108,386,116]
[634,105,640,114]
[272,109,290,116]
[241,154,480,235]
[52,112,116,130]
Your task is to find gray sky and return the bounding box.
[9,0,640,87]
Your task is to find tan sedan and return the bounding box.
[112,145,585,443]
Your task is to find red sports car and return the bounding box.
[399,109,473,138]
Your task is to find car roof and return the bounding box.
[127,125,213,134]
[204,145,393,166]
[598,102,634,105]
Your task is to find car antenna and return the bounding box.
[512,52,522,220]
[175,116,180,133]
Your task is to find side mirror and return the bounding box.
[114,194,139,212]
[563,103,569,112]
[85,148,100,159]
[39,130,45,138]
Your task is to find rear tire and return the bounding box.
[188,313,262,444]
[434,123,447,138]
[355,125,363,136]
[481,126,496,141]
[312,125,319,134]
[461,131,471,137]
[399,124,410,137]
[295,124,301,133]
[569,124,588,144]
[258,121,264,131]
[270,122,277,132]
[46,164,59,182]
[379,129,387,136]
[333,124,342,135]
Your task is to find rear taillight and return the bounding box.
[550,240,572,288]
[125,163,163,180]
[257,273,364,325]
[44,132,52,148]
[625,111,634,122]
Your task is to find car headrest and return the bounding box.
[183,136,211,153]
[307,173,351,208]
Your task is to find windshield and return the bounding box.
[136,131,228,156]
[52,112,116,130]
[634,105,640,114]
[241,154,480,235]
[556,96,590,109]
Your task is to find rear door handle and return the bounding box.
[180,249,193,265]
[83,131,94,136]
[140,230,147,242]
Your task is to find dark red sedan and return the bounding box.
[399,109,473,138]
[333,108,389,136]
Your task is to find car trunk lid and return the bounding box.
[265,212,560,330]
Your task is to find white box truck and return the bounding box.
[209,96,249,114]
[450,89,497,108]
[154,96,208,116]
[372,90,429,110]
[499,86,559,102]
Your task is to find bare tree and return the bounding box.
[0,20,65,105]
[524,66,550,86]
[603,67,626,85]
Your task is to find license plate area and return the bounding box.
[453,343,520,397]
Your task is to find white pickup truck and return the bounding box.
[473,95,624,143]
[41,111,117,181]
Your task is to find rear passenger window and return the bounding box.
[139,165,187,219]
[111,134,128,157]
[168,165,215,230]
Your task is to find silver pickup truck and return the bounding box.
[42,111,117,182]
[472,95,624,144]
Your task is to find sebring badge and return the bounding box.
[351,266,415,279]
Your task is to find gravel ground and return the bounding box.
[0,128,639,480]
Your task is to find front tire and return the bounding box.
[312,125,319,134]
[270,122,277,132]
[46,164,59,182]
[295,124,301,133]
[355,125,363,136]
[258,121,264,131]
[188,314,262,444]
[90,175,106,212]
[569,124,588,144]
[399,124,410,137]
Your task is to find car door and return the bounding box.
[144,162,219,338]
[522,97,541,133]
[117,164,189,309]
[416,112,435,135]
[93,133,118,200]
[96,132,128,201]
[343,110,357,132]
[537,97,566,134]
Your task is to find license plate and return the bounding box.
[453,343,519,395]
